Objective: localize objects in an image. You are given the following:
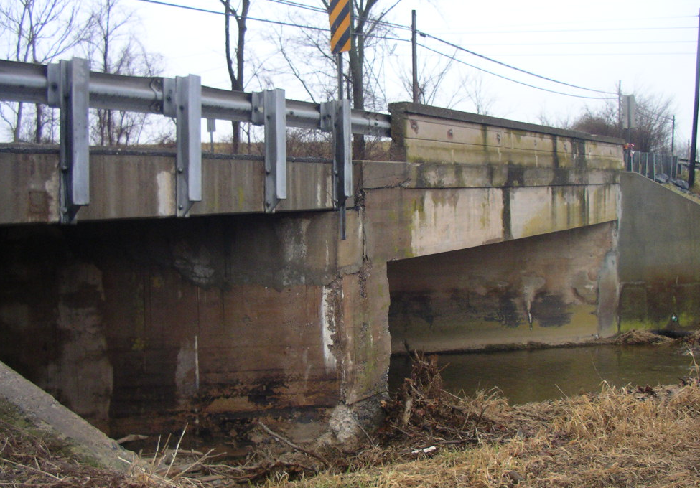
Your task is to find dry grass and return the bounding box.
[613,329,674,345]
[0,400,148,487]
[268,384,700,488]
[268,354,700,488]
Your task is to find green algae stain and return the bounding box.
[237,186,246,209]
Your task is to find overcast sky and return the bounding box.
[122,0,698,147]
[4,0,699,148]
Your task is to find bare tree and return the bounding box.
[537,111,573,130]
[266,20,338,105]
[85,0,163,146]
[268,1,402,158]
[396,51,469,108]
[0,0,89,142]
[220,0,250,153]
[465,73,496,116]
[571,91,674,153]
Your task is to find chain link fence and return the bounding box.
[626,151,693,190]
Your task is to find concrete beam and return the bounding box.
[357,160,619,190]
[363,183,619,262]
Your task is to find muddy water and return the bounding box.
[389,344,696,404]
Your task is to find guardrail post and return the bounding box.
[164,75,202,217]
[321,99,352,238]
[333,99,352,204]
[253,89,287,212]
[48,58,90,224]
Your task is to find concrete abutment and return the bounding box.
[0,205,622,446]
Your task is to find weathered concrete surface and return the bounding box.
[0,151,60,223]
[618,173,700,330]
[0,148,334,224]
[389,103,623,170]
[357,159,619,191]
[362,181,619,262]
[0,211,387,445]
[387,222,619,352]
[360,104,622,263]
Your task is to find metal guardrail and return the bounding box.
[628,152,679,180]
[0,58,391,224]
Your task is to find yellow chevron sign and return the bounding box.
[329,0,351,54]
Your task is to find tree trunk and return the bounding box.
[14,102,24,142]
[35,104,43,143]
[222,0,246,154]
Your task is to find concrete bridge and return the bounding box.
[1,60,698,447]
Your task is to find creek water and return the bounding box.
[389,344,696,404]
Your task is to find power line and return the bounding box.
[133,0,328,31]
[460,40,696,47]
[493,52,695,57]
[421,32,617,95]
[443,25,697,35]
[258,0,621,95]
[463,14,697,29]
[263,0,326,14]
[418,43,617,101]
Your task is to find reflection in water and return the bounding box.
[389,345,694,404]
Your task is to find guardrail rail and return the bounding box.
[0,58,391,224]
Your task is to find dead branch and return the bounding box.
[256,420,330,468]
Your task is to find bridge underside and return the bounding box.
[388,222,618,353]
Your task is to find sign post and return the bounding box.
[328,0,352,239]
[621,95,636,130]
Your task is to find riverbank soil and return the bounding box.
[3,339,700,487]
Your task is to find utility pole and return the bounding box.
[690,9,700,189]
[672,115,676,155]
[411,9,419,104]
[617,81,622,134]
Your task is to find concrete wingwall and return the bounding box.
[618,173,700,330]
